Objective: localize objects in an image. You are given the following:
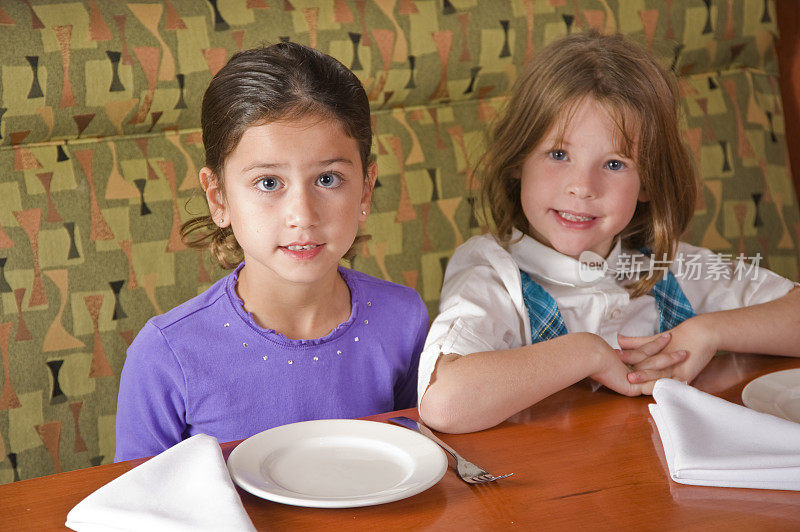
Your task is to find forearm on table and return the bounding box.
[703,287,800,356]
[418,332,605,433]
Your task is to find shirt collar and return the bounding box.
[509,228,638,288]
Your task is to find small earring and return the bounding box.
[361,210,367,216]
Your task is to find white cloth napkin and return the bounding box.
[66,434,256,532]
[649,378,800,491]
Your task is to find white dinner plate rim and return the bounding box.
[227,418,447,508]
[742,368,800,423]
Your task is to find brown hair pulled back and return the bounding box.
[181,42,373,268]
[480,31,698,297]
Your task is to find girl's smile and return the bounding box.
[280,242,325,261]
[553,209,598,226]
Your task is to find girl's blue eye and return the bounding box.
[605,160,626,171]
[316,172,342,188]
[256,177,282,192]
[549,150,568,161]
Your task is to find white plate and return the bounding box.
[227,419,447,508]
[742,368,800,423]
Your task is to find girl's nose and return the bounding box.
[285,188,320,228]
[564,167,598,199]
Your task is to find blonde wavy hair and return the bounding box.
[481,31,698,297]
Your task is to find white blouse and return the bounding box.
[418,229,796,399]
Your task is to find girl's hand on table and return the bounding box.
[618,316,719,393]
[590,332,678,396]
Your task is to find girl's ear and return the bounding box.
[359,162,377,220]
[637,185,650,203]
[200,167,228,227]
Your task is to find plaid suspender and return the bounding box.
[651,269,697,332]
[520,269,695,344]
[520,270,568,342]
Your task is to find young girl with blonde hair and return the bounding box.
[115,42,428,461]
[418,31,800,434]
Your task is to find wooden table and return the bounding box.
[2,353,799,531]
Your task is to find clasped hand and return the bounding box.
[616,315,719,394]
[589,315,719,396]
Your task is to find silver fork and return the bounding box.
[389,416,514,485]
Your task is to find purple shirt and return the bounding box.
[115,264,428,461]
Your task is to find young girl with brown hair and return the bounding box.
[418,32,800,434]
[115,42,428,461]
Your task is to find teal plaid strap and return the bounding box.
[640,247,696,332]
[652,270,696,332]
[520,270,568,343]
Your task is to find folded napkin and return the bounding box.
[649,378,800,491]
[66,434,256,532]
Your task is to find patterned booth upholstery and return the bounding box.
[0,0,797,483]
